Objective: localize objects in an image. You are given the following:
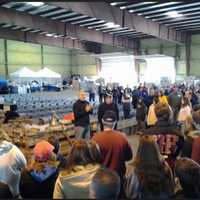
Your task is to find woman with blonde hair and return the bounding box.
[125,135,175,199]
[53,139,101,199]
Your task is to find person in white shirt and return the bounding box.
[0,129,27,198]
[0,96,4,110]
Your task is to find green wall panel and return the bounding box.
[163,47,175,57]
[191,34,200,45]
[0,65,5,77]
[191,45,200,59]
[43,45,71,55]
[72,65,97,76]
[43,54,71,66]
[8,52,41,65]
[7,40,41,53]
[176,61,186,75]
[8,65,41,74]
[72,54,96,66]
[0,50,5,64]
[0,39,4,51]
[190,61,200,76]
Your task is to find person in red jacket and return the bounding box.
[92,110,132,197]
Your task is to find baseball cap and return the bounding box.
[102,111,117,124]
[34,140,54,162]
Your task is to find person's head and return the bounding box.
[33,140,55,162]
[159,90,164,97]
[175,158,200,198]
[181,96,190,107]
[105,95,113,105]
[79,90,86,101]
[138,96,144,104]
[134,135,163,168]
[153,96,159,105]
[154,102,170,122]
[193,110,200,130]
[102,110,117,130]
[29,140,58,171]
[66,139,100,170]
[10,104,17,112]
[134,135,173,197]
[38,118,45,125]
[48,135,60,155]
[89,167,120,199]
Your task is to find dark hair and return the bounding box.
[181,96,190,107]
[133,135,174,198]
[154,102,170,121]
[65,139,101,171]
[48,135,60,154]
[90,167,120,199]
[153,96,159,104]
[175,158,200,198]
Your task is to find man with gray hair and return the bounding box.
[73,90,93,139]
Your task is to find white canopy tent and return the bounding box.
[35,67,62,85]
[36,67,61,78]
[10,67,37,78]
[10,67,62,86]
[9,67,38,85]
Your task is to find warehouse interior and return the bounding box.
[1,1,200,199]
[1,1,199,80]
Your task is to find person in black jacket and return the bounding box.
[136,97,147,131]
[73,90,93,139]
[98,94,119,131]
[0,182,12,198]
[3,104,19,123]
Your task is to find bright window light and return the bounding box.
[105,22,120,28]
[143,57,176,84]
[26,2,44,6]
[166,11,183,18]
[99,56,137,87]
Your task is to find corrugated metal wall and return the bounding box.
[0,39,98,79]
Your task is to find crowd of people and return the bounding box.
[1,82,200,199]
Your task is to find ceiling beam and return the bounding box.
[46,2,186,44]
[0,7,135,50]
[0,27,87,50]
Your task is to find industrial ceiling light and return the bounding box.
[26,2,44,6]
[166,11,183,18]
[105,22,120,28]
[120,6,126,9]
[129,10,134,13]
[46,33,53,37]
[110,2,117,6]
